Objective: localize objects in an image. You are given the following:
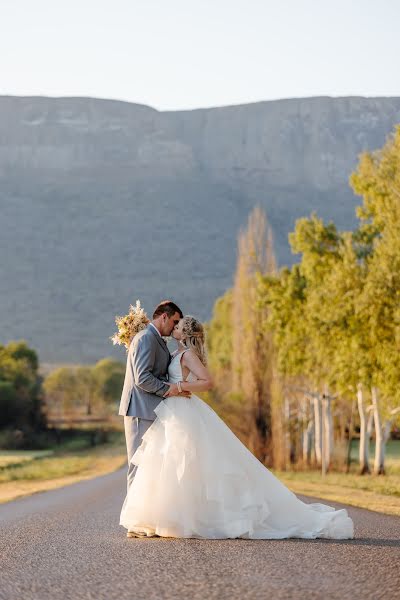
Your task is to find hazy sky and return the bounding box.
[1,0,399,110]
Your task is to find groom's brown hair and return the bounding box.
[153,300,183,319]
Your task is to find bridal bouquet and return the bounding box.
[110,300,149,351]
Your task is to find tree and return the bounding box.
[261,215,366,472]
[0,340,45,431]
[206,289,250,442]
[206,289,233,393]
[75,366,96,415]
[232,207,276,462]
[350,125,400,474]
[92,358,125,411]
[289,214,343,470]
[258,264,310,468]
[43,367,78,418]
[0,381,18,428]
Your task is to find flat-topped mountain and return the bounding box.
[1,95,400,362]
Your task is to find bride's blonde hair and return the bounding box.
[181,315,207,366]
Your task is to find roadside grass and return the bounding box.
[274,440,400,516]
[0,431,126,504]
[1,426,399,516]
[0,450,54,468]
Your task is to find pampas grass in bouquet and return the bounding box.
[110,300,149,351]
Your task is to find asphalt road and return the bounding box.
[1,468,399,600]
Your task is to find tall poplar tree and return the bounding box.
[231,207,276,463]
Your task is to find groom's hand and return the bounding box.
[163,384,191,398]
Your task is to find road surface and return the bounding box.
[1,468,399,599]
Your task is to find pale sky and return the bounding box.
[1,0,399,111]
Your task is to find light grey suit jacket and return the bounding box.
[118,325,171,420]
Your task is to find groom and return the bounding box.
[119,300,188,495]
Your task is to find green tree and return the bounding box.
[0,341,45,431]
[43,367,78,418]
[92,358,125,410]
[206,289,233,393]
[350,124,400,473]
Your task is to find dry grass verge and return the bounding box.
[0,440,126,504]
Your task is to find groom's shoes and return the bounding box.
[127,530,147,538]
[127,530,159,538]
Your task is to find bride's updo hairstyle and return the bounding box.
[181,315,207,366]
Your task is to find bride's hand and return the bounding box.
[164,384,191,398]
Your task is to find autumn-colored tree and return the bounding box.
[231,207,276,462]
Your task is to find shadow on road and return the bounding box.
[287,537,400,548]
[123,536,400,549]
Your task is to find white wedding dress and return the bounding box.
[120,351,354,539]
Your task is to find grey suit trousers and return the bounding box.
[124,416,153,492]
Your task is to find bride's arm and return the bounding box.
[179,350,213,393]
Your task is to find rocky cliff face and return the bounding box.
[169,96,400,189]
[2,95,400,181]
[1,95,399,362]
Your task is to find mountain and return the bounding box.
[1,95,400,363]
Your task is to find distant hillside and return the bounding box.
[1,95,400,363]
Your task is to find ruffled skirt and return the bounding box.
[120,395,354,539]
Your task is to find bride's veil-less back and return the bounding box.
[120,352,354,539]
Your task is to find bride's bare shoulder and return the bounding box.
[181,347,196,361]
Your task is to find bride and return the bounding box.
[120,316,354,539]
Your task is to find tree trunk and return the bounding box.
[313,396,322,466]
[382,419,392,465]
[86,393,92,416]
[357,384,370,474]
[283,395,291,468]
[383,420,392,444]
[346,398,356,473]
[302,420,313,465]
[367,409,374,438]
[371,387,385,475]
[322,395,333,470]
